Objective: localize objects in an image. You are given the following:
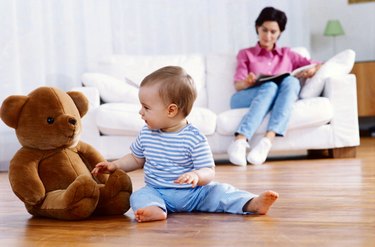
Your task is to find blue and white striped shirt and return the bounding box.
[130,124,215,188]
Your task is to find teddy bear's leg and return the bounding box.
[94,169,132,216]
[33,175,99,220]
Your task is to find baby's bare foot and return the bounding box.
[134,206,167,223]
[245,190,279,215]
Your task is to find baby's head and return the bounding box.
[140,66,197,117]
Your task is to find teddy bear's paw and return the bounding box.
[37,175,100,220]
[94,170,132,216]
[108,169,133,195]
[63,175,100,216]
[66,175,101,219]
[66,175,100,203]
[94,191,131,216]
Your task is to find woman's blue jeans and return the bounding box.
[230,76,300,140]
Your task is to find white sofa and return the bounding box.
[74,48,360,161]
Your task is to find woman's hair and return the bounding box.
[255,7,287,33]
[140,66,197,117]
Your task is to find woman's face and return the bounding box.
[257,21,281,51]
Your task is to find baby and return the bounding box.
[92,66,278,222]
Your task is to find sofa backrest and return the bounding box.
[205,46,311,114]
[91,54,208,107]
[205,54,237,114]
[88,47,310,113]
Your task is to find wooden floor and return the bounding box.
[1,138,374,246]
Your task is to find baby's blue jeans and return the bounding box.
[130,182,256,215]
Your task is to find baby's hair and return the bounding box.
[140,66,197,117]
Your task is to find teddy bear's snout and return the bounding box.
[68,118,77,126]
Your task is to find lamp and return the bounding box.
[324,20,345,55]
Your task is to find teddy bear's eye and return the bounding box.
[47,117,55,124]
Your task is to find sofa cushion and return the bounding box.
[216,97,333,136]
[96,103,216,136]
[291,47,311,59]
[93,55,208,107]
[81,73,139,103]
[96,103,144,135]
[299,49,355,99]
[187,107,216,135]
[206,54,237,114]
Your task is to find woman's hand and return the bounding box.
[235,72,257,91]
[245,72,257,85]
[174,171,199,188]
[295,64,321,79]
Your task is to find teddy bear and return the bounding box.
[0,86,132,220]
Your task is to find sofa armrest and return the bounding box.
[71,86,101,110]
[322,74,360,147]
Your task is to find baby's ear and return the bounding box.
[167,104,179,117]
[0,95,29,129]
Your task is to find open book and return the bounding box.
[255,64,317,85]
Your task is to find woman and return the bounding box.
[227,7,320,166]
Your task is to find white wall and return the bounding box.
[110,0,310,55]
[309,0,375,61]
[1,0,374,170]
[0,0,309,170]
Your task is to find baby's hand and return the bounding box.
[91,161,117,176]
[174,171,199,188]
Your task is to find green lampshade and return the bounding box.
[324,20,345,36]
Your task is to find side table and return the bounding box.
[351,61,375,136]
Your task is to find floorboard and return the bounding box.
[0,138,374,246]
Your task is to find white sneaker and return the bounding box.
[227,139,250,166]
[247,137,272,165]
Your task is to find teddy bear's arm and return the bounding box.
[76,141,109,184]
[8,148,46,205]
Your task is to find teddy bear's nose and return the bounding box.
[68,118,77,126]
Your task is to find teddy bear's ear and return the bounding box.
[0,95,28,129]
[67,91,89,118]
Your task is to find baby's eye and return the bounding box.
[47,117,54,124]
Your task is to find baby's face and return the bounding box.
[138,84,170,130]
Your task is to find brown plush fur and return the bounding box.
[0,87,132,220]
